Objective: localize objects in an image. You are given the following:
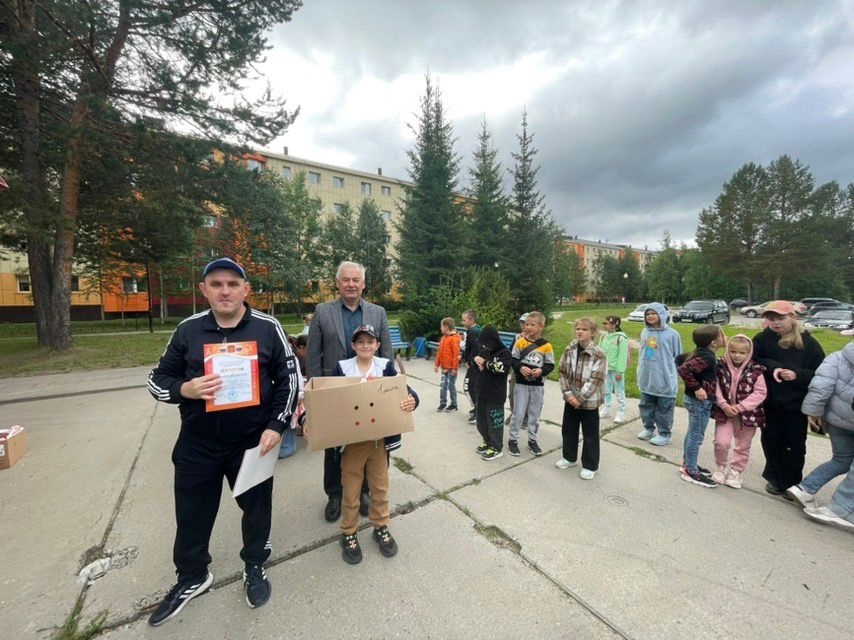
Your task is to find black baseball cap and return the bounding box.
[352,324,379,341]
[202,257,246,279]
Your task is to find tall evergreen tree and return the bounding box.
[508,108,558,316]
[396,76,463,299]
[552,240,586,303]
[696,162,768,302]
[0,1,301,350]
[356,199,391,300]
[321,202,360,286]
[645,233,685,304]
[467,119,511,270]
[618,247,646,302]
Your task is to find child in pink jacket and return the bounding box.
[712,334,767,489]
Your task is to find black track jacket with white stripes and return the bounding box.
[148,304,300,441]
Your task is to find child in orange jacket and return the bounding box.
[435,317,461,412]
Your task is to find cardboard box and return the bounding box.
[304,376,415,451]
[0,426,27,470]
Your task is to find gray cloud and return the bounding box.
[264,0,854,247]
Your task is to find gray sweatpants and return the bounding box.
[509,384,544,442]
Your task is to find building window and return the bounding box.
[361,181,371,195]
[202,215,217,228]
[333,203,346,215]
[246,159,262,173]
[16,275,30,293]
[308,171,321,184]
[122,277,146,294]
[381,185,391,196]
[381,210,392,223]
[333,176,344,188]
[281,166,291,180]
[71,276,80,292]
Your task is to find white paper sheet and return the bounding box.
[232,444,278,498]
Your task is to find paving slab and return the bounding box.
[0,389,157,639]
[100,500,621,640]
[0,365,150,403]
[452,441,854,640]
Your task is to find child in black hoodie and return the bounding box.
[474,326,512,461]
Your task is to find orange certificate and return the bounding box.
[203,341,261,412]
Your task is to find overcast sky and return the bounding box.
[253,0,854,249]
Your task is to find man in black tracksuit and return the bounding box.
[146,258,299,626]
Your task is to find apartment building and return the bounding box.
[562,235,658,297]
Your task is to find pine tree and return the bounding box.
[467,119,511,269]
[396,76,463,299]
[507,109,558,316]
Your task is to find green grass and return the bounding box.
[544,306,850,403]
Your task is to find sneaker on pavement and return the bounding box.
[372,525,399,557]
[444,404,458,412]
[697,465,712,477]
[243,565,271,608]
[507,440,520,456]
[481,447,504,461]
[476,441,489,454]
[712,465,727,484]
[804,505,854,530]
[341,533,362,564]
[613,413,626,423]
[637,428,655,440]
[436,404,446,412]
[148,572,214,626]
[580,468,596,480]
[554,458,577,469]
[681,468,717,488]
[724,468,743,489]
[765,482,785,496]
[787,484,816,507]
[467,414,477,424]
[649,434,672,446]
[324,494,342,522]
[528,440,542,456]
[598,406,610,418]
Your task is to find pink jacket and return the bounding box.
[713,334,767,429]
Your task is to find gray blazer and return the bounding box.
[306,298,392,377]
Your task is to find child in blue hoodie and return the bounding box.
[636,303,682,446]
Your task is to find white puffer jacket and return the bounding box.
[801,342,854,432]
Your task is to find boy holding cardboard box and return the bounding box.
[331,324,419,564]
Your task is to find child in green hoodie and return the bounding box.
[599,315,630,423]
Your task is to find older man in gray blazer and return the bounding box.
[307,261,392,521]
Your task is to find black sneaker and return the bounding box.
[467,414,477,424]
[681,468,717,488]
[475,441,489,454]
[148,572,214,626]
[359,491,370,517]
[444,404,458,412]
[341,533,362,564]
[436,404,446,412]
[243,565,270,608]
[481,447,504,461]
[372,525,399,557]
[697,465,712,477]
[507,440,520,456]
[528,440,542,456]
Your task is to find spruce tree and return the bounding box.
[396,76,463,299]
[508,109,558,316]
[467,119,511,270]
[356,199,392,300]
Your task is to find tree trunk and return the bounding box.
[159,266,168,323]
[773,275,781,299]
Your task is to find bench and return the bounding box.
[426,328,517,358]
[388,325,410,360]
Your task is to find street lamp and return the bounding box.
[622,272,628,305]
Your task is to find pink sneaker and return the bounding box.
[724,468,743,489]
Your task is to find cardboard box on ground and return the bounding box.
[303,376,415,451]
[0,426,27,469]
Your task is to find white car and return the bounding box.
[627,303,669,322]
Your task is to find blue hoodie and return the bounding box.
[636,302,682,398]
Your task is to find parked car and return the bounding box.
[740,300,807,318]
[729,298,750,310]
[804,310,854,332]
[672,300,731,325]
[806,301,854,316]
[800,297,838,307]
[627,303,669,322]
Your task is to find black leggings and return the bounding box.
[761,402,808,489]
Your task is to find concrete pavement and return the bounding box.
[1,357,850,639]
